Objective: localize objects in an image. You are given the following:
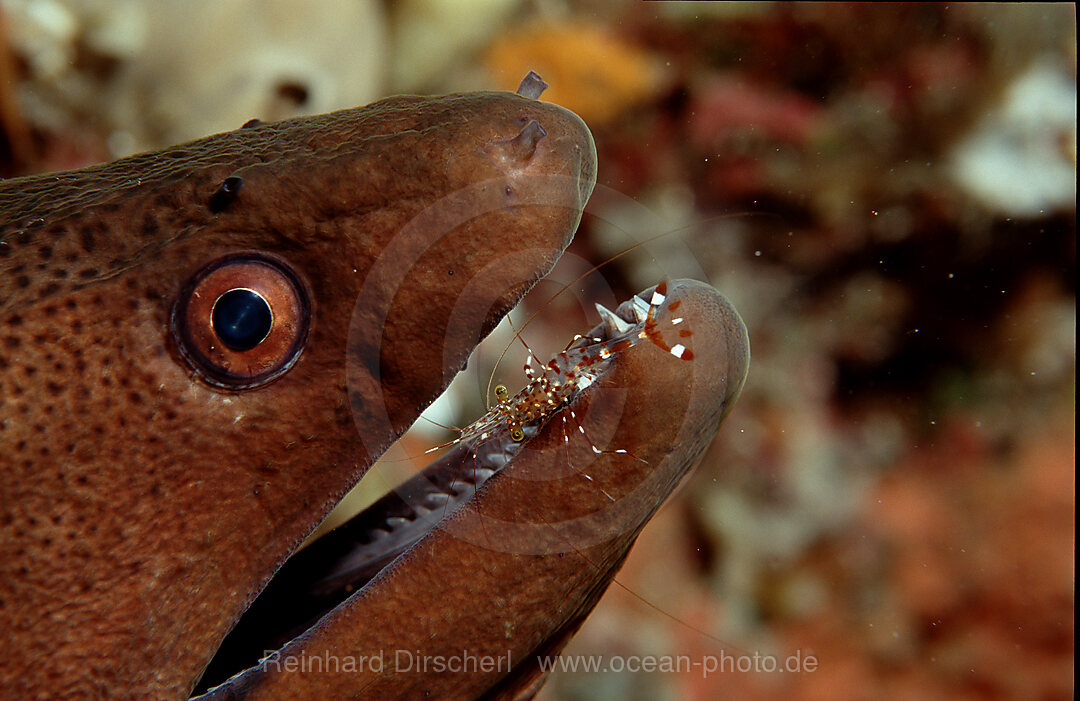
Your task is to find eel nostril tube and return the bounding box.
[485,119,548,167]
[516,70,549,99]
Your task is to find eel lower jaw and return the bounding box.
[192,291,648,696]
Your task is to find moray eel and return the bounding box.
[0,78,749,699]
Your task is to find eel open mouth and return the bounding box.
[192,285,672,695]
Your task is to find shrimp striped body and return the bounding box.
[448,280,693,461]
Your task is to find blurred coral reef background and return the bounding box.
[1,2,1073,700]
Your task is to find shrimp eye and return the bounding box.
[511,427,525,442]
[495,384,509,403]
[171,252,312,390]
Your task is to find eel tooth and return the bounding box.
[595,302,631,335]
[630,295,650,323]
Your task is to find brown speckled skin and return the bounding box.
[206,279,750,700]
[0,92,595,699]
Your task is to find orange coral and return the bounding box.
[484,23,664,125]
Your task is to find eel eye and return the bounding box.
[171,253,312,390]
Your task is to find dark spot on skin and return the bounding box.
[7,314,22,326]
[38,246,53,260]
[15,275,29,288]
[52,268,69,279]
[40,282,61,297]
[78,269,98,280]
[79,226,96,254]
[4,337,21,349]
[45,383,62,396]
[142,215,159,238]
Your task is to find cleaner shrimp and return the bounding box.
[428,280,694,483]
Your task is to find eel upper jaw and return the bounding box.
[193,291,645,695]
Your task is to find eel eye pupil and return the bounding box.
[212,289,273,351]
